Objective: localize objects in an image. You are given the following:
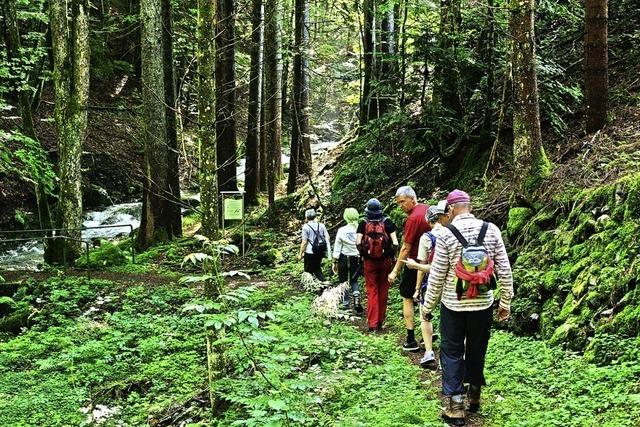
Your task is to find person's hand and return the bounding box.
[332,263,338,275]
[388,269,398,284]
[402,258,419,270]
[298,253,304,261]
[497,307,510,322]
[412,289,420,303]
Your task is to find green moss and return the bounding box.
[75,240,128,268]
[549,317,588,350]
[507,207,534,238]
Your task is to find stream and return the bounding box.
[0,137,339,271]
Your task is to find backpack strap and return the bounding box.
[447,224,469,248]
[477,222,489,246]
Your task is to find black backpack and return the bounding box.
[310,224,327,256]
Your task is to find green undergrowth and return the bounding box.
[483,331,640,426]
[0,276,206,425]
[510,172,640,361]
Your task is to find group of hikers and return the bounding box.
[298,186,513,426]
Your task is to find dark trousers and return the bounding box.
[338,255,360,304]
[363,257,393,328]
[439,303,493,396]
[304,253,325,281]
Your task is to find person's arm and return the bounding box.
[492,224,513,321]
[389,241,411,283]
[323,225,332,259]
[423,236,450,314]
[299,239,307,260]
[332,229,342,260]
[299,225,308,260]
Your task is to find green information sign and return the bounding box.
[224,198,243,220]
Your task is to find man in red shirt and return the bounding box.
[388,186,430,351]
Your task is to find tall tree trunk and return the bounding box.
[264,0,282,206]
[2,0,54,259]
[379,0,395,117]
[510,0,550,200]
[287,0,310,194]
[197,0,219,238]
[216,0,238,192]
[482,0,495,135]
[585,0,608,134]
[434,0,462,116]
[259,75,268,192]
[245,0,264,205]
[138,0,178,248]
[50,0,89,260]
[161,0,182,237]
[360,0,377,126]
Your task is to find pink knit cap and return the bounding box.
[446,189,470,205]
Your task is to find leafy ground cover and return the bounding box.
[2,236,640,426]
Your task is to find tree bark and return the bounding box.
[197,0,220,238]
[161,0,182,237]
[434,0,462,116]
[216,0,238,192]
[259,75,268,192]
[264,0,282,206]
[138,0,177,248]
[510,0,549,199]
[287,0,310,194]
[360,0,377,126]
[585,0,608,134]
[50,0,90,260]
[379,0,395,117]
[483,0,495,135]
[245,0,264,205]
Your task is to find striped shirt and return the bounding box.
[424,213,513,312]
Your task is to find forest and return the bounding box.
[1,0,639,425]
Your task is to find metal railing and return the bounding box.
[0,224,136,273]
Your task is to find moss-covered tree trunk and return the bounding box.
[216,0,238,192]
[198,0,219,239]
[2,0,53,242]
[287,0,310,194]
[510,0,550,200]
[50,0,90,260]
[584,0,608,134]
[245,0,264,205]
[138,0,176,248]
[264,0,282,206]
[161,0,182,238]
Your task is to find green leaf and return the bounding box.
[267,399,288,411]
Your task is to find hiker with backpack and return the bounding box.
[402,200,450,369]
[298,209,331,281]
[356,198,399,331]
[388,186,431,351]
[332,208,364,313]
[421,190,513,426]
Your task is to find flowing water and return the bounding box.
[0,202,142,271]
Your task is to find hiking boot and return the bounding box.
[402,340,420,352]
[467,384,481,413]
[442,395,465,426]
[419,350,437,369]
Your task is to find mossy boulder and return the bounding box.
[549,317,588,351]
[507,207,534,238]
[256,248,284,267]
[75,240,129,268]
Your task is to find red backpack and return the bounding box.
[360,219,389,259]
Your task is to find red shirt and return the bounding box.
[404,203,430,260]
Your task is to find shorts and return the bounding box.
[399,268,418,299]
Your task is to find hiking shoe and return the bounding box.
[442,395,465,426]
[467,384,481,413]
[402,340,420,352]
[419,350,437,369]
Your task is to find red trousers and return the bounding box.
[364,257,393,328]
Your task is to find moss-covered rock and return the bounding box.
[75,240,129,268]
[507,207,534,238]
